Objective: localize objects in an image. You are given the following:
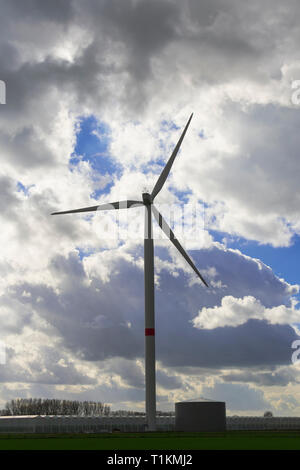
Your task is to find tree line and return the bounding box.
[0,398,110,416]
[0,398,175,417]
[110,410,175,416]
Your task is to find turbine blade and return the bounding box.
[152,205,208,287]
[51,200,143,215]
[151,113,193,200]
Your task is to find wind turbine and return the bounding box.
[51,113,208,431]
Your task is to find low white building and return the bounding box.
[0,415,300,433]
[0,415,173,433]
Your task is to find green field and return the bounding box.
[0,431,300,450]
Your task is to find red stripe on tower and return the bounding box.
[145,328,155,336]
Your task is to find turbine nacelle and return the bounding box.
[142,192,152,205]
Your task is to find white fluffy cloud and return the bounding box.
[193,295,300,329]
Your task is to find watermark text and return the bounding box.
[0,80,6,104]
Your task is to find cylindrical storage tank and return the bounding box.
[175,399,226,432]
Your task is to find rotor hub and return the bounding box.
[142,192,152,205]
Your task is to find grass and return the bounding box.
[0,431,300,450]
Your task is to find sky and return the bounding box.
[0,0,300,416]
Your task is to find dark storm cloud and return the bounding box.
[76,0,180,79]
[1,0,179,123]
[87,0,179,51]
[158,319,296,369]
[201,382,270,411]
[1,42,106,122]
[0,126,56,170]
[156,369,182,390]
[155,247,297,368]
[222,368,298,387]
[102,358,183,390]
[184,0,224,28]
[2,0,297,125]
[7,248,297,369]
[20,381,168,407]
[0,0,75,24]
[10,252,145,361]
[191,248,292,309]
[110,359,144,389]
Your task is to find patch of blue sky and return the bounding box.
[210,229,300,300]
[75,241,126,260]
[75,246,94,261]
[159,118,204,137]
[70,115,122,198]
[160,119,180,132]
[171,188,193,203]
[154,244,174,263]
[16,181,35,195]
[17,181,27,193]
[142,155,164,175]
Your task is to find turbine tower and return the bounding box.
[51,113,208,431]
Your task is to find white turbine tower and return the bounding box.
[51,113,208,431]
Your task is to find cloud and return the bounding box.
[0,345,96,386]
[201,382,270,412]
[0,0,299,412]
[1,0,300,248]
[193,295,300,329]
[3,247,297,373]
[156,369,183,390]
[222,366,299,387]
